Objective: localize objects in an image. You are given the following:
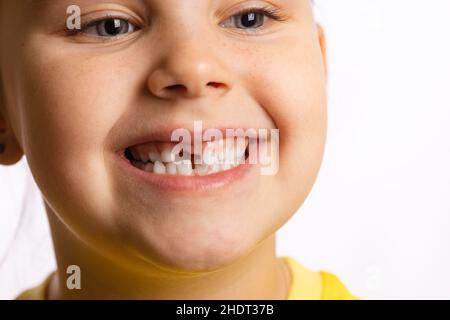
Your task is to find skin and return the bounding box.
[0,0,327,299]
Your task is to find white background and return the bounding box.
[1,0,450,299]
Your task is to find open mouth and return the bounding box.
[123,138,251,176]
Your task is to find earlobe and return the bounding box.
[0,126,24,165]
[316,23,328,79]
[0,102,24,166]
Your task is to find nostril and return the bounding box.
[162,82,225,98]
[208,82,223,88]
[166,84,186,92]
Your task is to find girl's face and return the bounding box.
[0,0,326,271]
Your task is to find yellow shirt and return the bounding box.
[16,256,359,300]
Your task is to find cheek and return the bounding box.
[16,43,138,215]
[239,38,327,218]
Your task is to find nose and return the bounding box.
[147,38,233,100]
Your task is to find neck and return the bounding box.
[45,204,291,300]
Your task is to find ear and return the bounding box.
[0,86,24,165]
[316,23,328,79]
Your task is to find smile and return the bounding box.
[113,124,276,192]
[124,137,251,176]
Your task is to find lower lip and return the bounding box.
[115,150,257,193]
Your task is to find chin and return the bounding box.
[132,221,260,273]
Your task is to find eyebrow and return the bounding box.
[29,0,144,9]
[28,0,80,8]
[30,0,51,5]
[27,0,53,8]
[25,0,86,11]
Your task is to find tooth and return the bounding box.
[192,152,203,165]
[203,151,214,165]
[177,160,193,176]
[160,143,177,163]
[144,162,154,172]
[221,163,232,171]
[217,138,237,162]
[194,164,209,176]
[137,148,149,162]
[236,141,247,158]
[217,146,225,161]
[232,156,244,167]
[162,150,175,163]
[215,140,226,161]
[148,151,162,163]
[153,161,166,174]
[203,146,219,165]
[166,163,177,175]
[223,148,236,165]
[208,164,220,174]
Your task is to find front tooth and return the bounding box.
[144,162,154,172]
[194,164,209,176]
[161,150,175,163]
[234,155,245,166]
[153,161,166,174]
[161,147,176,163]
[208,164,220,174]
[148,151,162,162]
[235,140,247,158]
[221,163,232,171]
[166,163,177,175]
[177,161,193,176]
[213,138,235,162]
[203,147,219,165]
[223,148,236,165]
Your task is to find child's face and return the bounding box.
[0,0,326,270]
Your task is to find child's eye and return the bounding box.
[78,18,138,38]
[221,7,287,32]
[68,6,286,39]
